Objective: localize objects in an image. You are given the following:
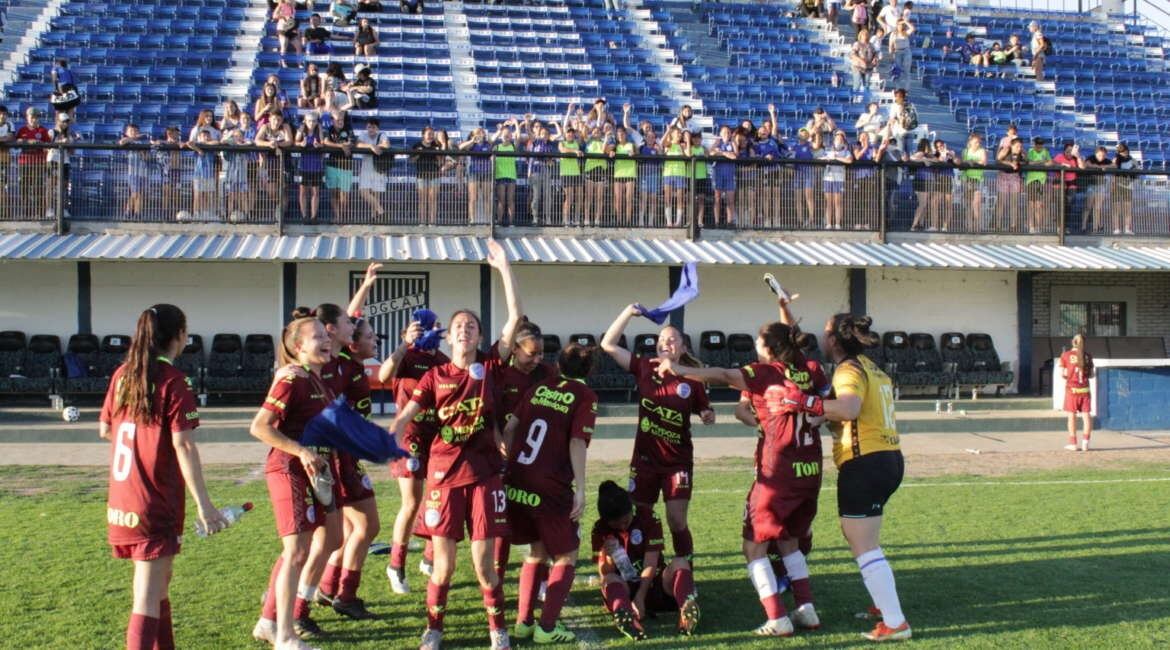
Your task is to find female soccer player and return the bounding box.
[655,321,827,637]
[388,240,522,650]
[103,304,227,650]
[251,315,332,650]
[1059,333,1094,451]
[779,313,911,642]
[591,480,697,640]
[503,343,596,644]
[600,304,714,568]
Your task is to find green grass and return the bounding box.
[3,460,1170,649]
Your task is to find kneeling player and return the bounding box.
[657,321,826,636]
[503,343,596,644]
[591,481,699,640]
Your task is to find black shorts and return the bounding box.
[585,168,608,183]
[300,169,324,187]
[695,178,711,196]
[1026,182,1046,200]
[837,450,904,518]
[560,174,582,188]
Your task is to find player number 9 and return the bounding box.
[515,418,548,466]
[111,422,137,482]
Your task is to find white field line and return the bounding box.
[692,476,1170,493]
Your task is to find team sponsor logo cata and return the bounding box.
[438,397,483,420]
[640,399,683,426]
[107,507,140,529]
[505,485,542,507]
[792,461,820,478]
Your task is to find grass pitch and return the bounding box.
[2,458,1169,649]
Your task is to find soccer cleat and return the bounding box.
[489,628,512,650]
[792,602,821,629]
[419,628,443,650]
[314,591,334,607]
[1064,443,1079,451]
[855,606,883,621]
[387,565,410,594]
[753,616,794,637]
[293,616,325,640]
[332,597,375,620]
[512,620,536,640]
[612,607,647,640]
[534,621,576,644]
[762,273,792,302]
[419,559,434,577]
[1081,439,1091,452]
[252,617,276,644]
[678,595,700,636]
[863,621,912,642]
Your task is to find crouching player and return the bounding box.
[656,321,825,636]
[503,343,596,644]
[591,481,699,640]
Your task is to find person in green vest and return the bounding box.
[662,128,690,228]
[583,126,610,227]
[1025,137,1052,234]
[557,124,584,226]
[688,129,709,227]
[959,132,987,233]
[493,122,519,227]
[611,127,637,226]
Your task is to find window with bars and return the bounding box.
[1057,301,1126,337]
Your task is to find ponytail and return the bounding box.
[757,321,801,366]
[115,304,187,422]
[827,313,880,359]
[279,316,319,367]
[597,480,633,521]
[293,303,345,327]
[1072,334,1087,375]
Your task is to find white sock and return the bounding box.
[856,548,906,628]
[781,551,810,581]
[297,584,318,602]
[747,557,779,600]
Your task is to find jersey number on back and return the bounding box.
[111,422,137,482]
[515,418,548,466]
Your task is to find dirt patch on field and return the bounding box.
[901,447,1170,478]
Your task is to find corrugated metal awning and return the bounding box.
[3,232,1170,271]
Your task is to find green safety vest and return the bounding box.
[494,143,517,180]
[559,140,580,176]
[663,144,686,177]
[614,142,636,178]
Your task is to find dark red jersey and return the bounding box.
[261,371,334,473]
[740,360,828,492]
[392,347,449,439]
[491,340,556,428]
[333,350,371,417]
[628,354,710,469]
[590,508,666,573]
[102,360,200,545]
[409,351,502,487]
[506,376,597,509]
[1060,350,1094,390]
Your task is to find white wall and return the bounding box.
[91,262,281,341]
[686,266,850,340]
[868,269,1019,389]
[0,261,77,341]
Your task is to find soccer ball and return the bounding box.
[62,406,80,422]
[175,210,192,222]
[228,210,245,224]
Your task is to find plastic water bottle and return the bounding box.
[195,502,254,537]
[605,538,640,582]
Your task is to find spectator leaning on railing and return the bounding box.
[0,106,14,219]
[1025,136,1052,233]
[526,123,557,226]
[295,111,326,223]
[994,136,1026,232]
[119,124,150,220]
[356,118,389,220]
[1052,141,1083,233]
[16,107,51,219]
[412,126,442,226]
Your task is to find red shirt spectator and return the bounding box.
[1052,142,1082,189]
[16,108,51,165]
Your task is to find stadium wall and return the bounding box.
[0,261,77,342]
[1032,271,1170,343]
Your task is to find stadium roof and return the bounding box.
[4,232,1170,271]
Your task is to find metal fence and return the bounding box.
[2,143,1166,239]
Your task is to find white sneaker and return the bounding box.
[387,564,410,594]
[252,617,276,644]
[419,559,434,577]
[419,628,443,650]
[1081,439,1090,452]
[753,616,794,636]
[489,629,512,650]
[1064,443,1078,451]
[792,603,821,629]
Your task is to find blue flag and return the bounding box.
[412,308,446,351]
[303,396,410,463]
[635,262,701,325]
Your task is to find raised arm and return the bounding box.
[347,262,382,317]
[486,239,523,361]
[377,320,424,384]
[654,359,747,391]
[600,304,638,371]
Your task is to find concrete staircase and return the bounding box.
[658,2,730,68]
[0,0,63,100]
[442,0,481,137]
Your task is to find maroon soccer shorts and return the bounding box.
[111,536,181,561]
[416,474,509,542]
[507,501,579,557]
[742,481,818,545]
[333,450,375,506]
[267,466,325,537]
[628,462,693,505]
[1064,391,1091,413]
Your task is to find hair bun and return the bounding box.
[291,306,313,319]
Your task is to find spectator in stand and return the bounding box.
[1028,21,1047,81]
[851,131,881,229]
[889,20,914,78]
[254,84,283,124]
[16,107,51,219]
[255,111,293,220]
[272,0,302,67]
[850,30,878,93]
[120,124,151,219]
[459,127,493,225]
[997,124,1019,154]
[411,126,442,225]
[295,112,326,223]
[187,109,220,145]
[709,125,737,228]
[556,125,584,226]
[51,59,78,119]
[806,107,837,140]
[344,64,377,110]
[1080,146,1110,234]
[845,0,868,38]
[237,114,258,215]
[1053,141,1083,231]
[958,132,987,232]
[299,64,322,109]
[45,112,77,217]
[358,0,382,11]
[150,126,184,219]
[660,128,689,228]
[526,123,556,226]
[332,0,358,26]
[353,17,379,57]
[219,100,243,133]
[821,129,853,230]
[938,28,962,61]
[610,126,636,226]
[855,102,883,138]
[689,128,710,227]
[581,125,610,227]
[303,14,332,55]
[636,127,661,227]
[1112,143,1135,235]
[994,137,1026,232]
[668,105,694,133]
[958,34,989,68]
[792,128,818,228]
[494,123,520,227]
[755,110,783,228]
[324,62,347,98]
[0,106,12,218]
[800,0,824,19]
[323,106,354,221]
[400,0,422,14]
[932,139,957,231]
[908,138,932,231]
[356,118,389,220]
[585,98,616,130]
[1025,137,1051,233]
[875,0,899,49]
[221,127,251,221]
[186,129,218,221]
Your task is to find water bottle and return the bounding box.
[934,400,941,414]
[605,538,640,582]
[195,502,254,537]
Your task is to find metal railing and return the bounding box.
[1,143,1165,241]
